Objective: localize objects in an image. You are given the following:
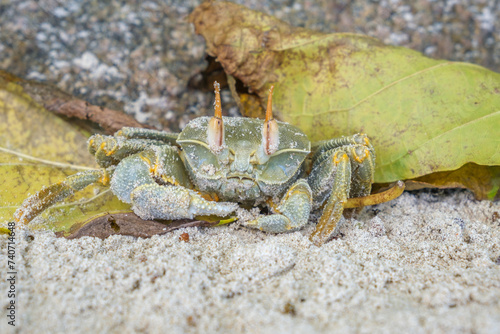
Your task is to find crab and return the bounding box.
[14,82,403,246]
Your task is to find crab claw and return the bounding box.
[262,85,279,155]
[207,81,225,153]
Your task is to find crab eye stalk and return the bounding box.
[262,85,279,155]
[207,81,225,153]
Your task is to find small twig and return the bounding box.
[1,70,150,134]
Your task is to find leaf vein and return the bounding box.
[377,110,500,168]
[0,147,94,170]
[290,62,486,117]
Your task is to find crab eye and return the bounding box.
[207,81,224,153]
[262,85,279,155]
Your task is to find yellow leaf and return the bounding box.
[0,74,130,233]
[190,1,500,200]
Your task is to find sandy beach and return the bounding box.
[1,189,499,333]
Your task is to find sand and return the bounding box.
[1,189,499,333]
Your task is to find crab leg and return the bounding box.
[311,134,375,200]
[14,169,108,225]
[344,181,405,208]
[89,135,168,168]
[308,133,377,245]
[244,179,312,233]
[311,133,374,164]
[309,151,351,246]
[114,127,179,145]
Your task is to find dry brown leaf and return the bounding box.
[61,213,217,239]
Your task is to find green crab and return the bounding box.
[15,82,402,245]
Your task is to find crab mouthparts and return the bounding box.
[227,173,255,181]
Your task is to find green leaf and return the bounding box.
[0,73,131,234]
[190,1,500,199]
